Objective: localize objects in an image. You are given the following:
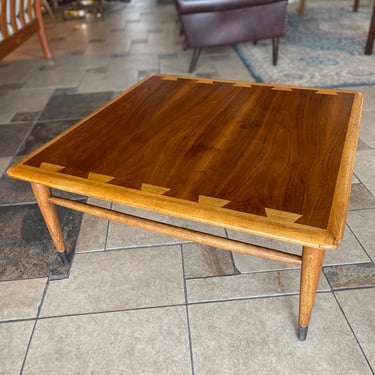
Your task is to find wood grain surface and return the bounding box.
[8,75,363,248]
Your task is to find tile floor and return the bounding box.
[0,0,375,373]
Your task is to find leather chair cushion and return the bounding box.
[175,0,285,14]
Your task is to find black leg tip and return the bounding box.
[58,251,70,265]
[298,326,308,341]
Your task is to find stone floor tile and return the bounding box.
[0,278,46,321]
[0,204,82,281]
[336,288,375,370]
[183,243,239,279]
[324,226,372,265]
[0,112,15,124]
[0,156,11,176]
[1,158,88,205]
[84,40,131,55]
[106,206,184,249]
[11,111,40,122]
[188,294,372,374]
[354,150,375,196]
[106,203,227,250]
[230,224,371,273]
[39,90,114,120]
[324,263,375,289]
[159,54,197,76]
[77,66,138,93]
[106,220,182,249]
[0,321,35,375]
[0,88,53,115]
[349,183,375,210]
[16,119,77,156]
[187,269,329,303]
[351,85,375,111]
[52,54,111,70]
[358,138,372,150]
[0,163,35,205]
[347,209,375,260]
[40,246,185,317]
[24,307,191,375]
[23,64,87,89]
[107,54,160,71]
[0,123,34,157]
[130,40,181,55]
[228,231,301,273]
[75,198,110,253]
[0,60,40,87]
[359,110,375,148]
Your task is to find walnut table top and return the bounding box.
[7,74,363,250]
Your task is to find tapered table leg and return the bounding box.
[298,246,325,341]
[31,183,69,264]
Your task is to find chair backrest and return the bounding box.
[0,0,52,59]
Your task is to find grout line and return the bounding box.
[345,221,374,263]
[103,201,112,251]
[18,278,49,374]
[185,266,303,281]
[348,207,375,213]
[332,291,375,374]
[329,285,375,293]
[36,302,187,321]
[180,244,195,375]
[31,291,331,322]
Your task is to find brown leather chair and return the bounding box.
[175,0,288,72]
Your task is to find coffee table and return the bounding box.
[7,74,363,340]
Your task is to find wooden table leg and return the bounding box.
[298,246,325,341]
[31,183,69,264]
[365,1,375,55]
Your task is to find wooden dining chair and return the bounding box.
[0,0,52,59]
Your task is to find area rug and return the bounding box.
[235,1,375,87]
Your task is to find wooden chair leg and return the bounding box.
[189,48,202,73]
[353,0,360,12]
[31,183,68,264]
[298,246,325,341]
[365,1,375,55]
[299,0,306,15]
[272,37,279,65]
[35,0,53,59]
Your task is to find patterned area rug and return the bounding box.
[235,1,375,87]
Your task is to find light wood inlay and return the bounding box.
[198,195,231,208]
[88,172,114,183]
[141,183,171,195]
[40,162,65,172]
[265,208,302,223]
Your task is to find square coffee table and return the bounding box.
[7,74,363,340]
